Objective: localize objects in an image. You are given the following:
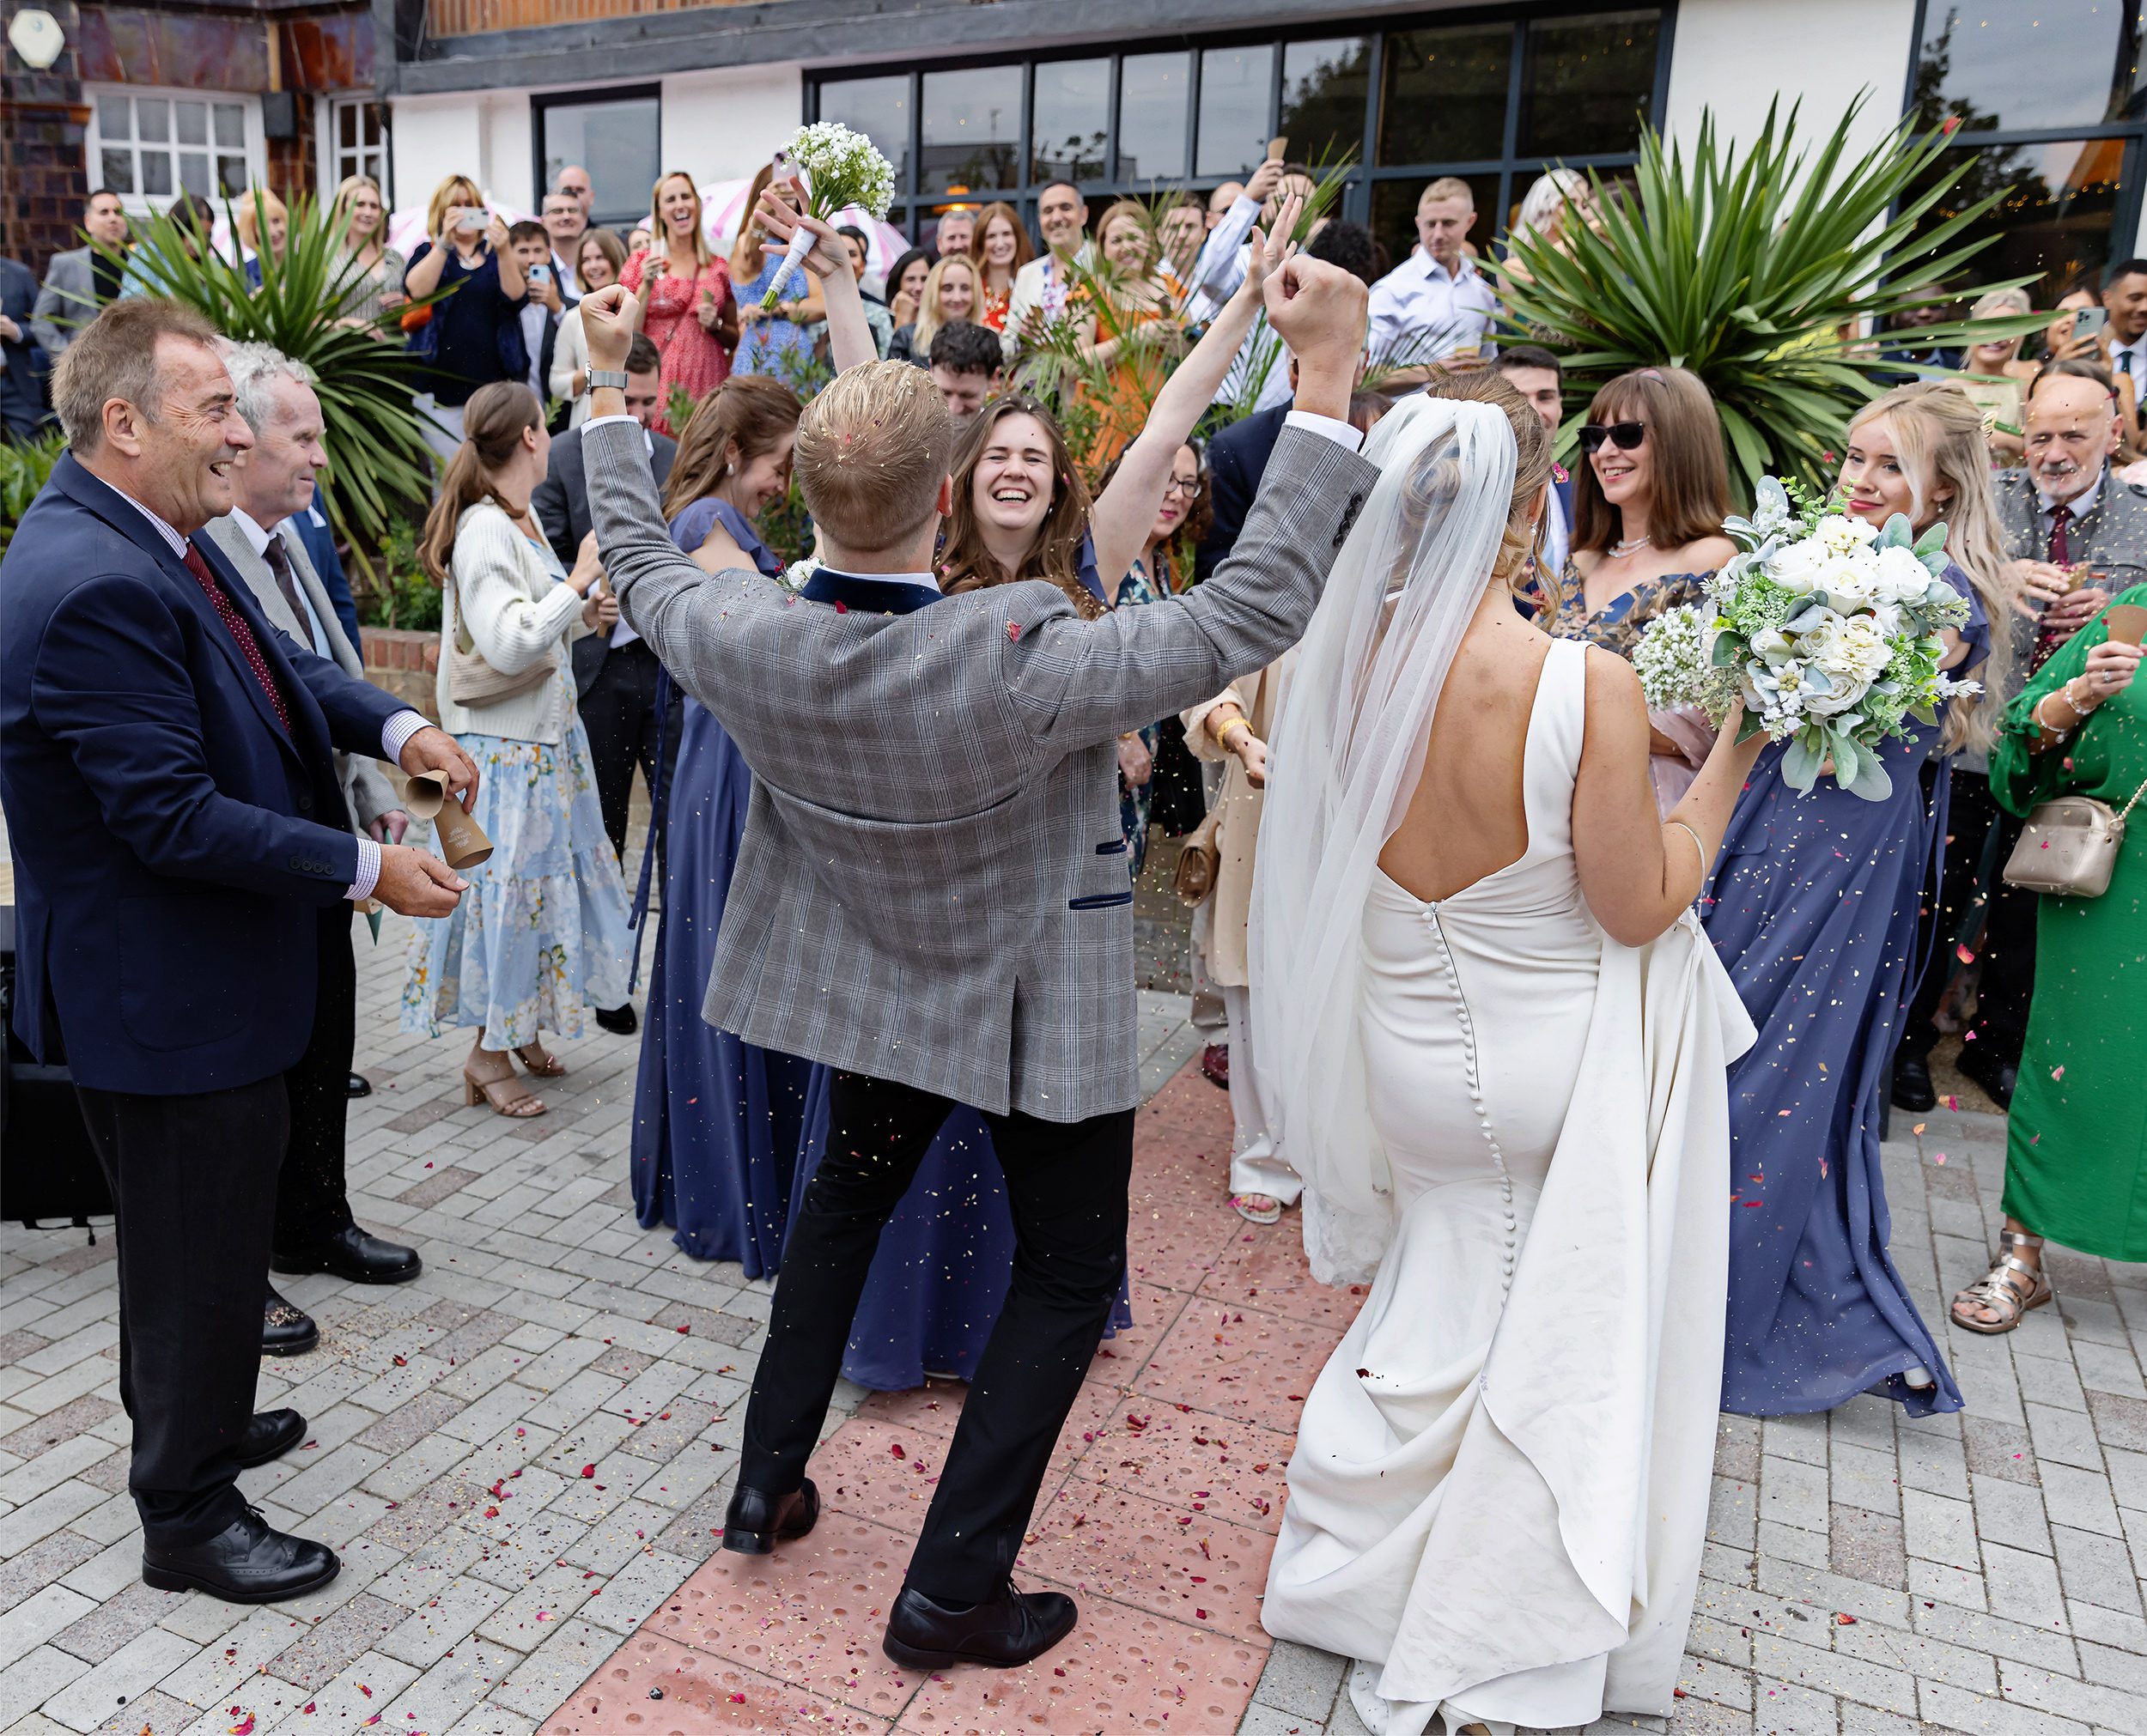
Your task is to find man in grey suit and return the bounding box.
[30,191,130,359]
[203,343,425,1346]
[576,240,1376,1669]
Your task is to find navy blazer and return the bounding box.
[0,453,407,1095]
[1194,404,1290,584]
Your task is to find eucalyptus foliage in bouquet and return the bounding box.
[1632,476,1978,800]
[761,123,896,307]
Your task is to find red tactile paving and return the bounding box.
[542,1061,1344,1736]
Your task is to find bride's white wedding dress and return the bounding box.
[1247,398,1755,1736]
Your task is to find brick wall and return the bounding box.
[362,626,440,720]
[1,1,91,276]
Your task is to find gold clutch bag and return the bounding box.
[2002,779,2145,898]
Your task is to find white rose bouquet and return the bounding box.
[1631,476,1980,800]
[758,123,897,308]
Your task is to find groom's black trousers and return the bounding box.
[738,1070,1134,1604]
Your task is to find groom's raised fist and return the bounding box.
[581,283,637,373]
[1267,257,1366,422]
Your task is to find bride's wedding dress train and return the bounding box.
[1259,639,1755,1735]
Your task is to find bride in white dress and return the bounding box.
[1251,371,1767,1736]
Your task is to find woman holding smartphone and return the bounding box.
[403,173,531,460]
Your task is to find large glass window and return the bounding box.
[320,99,389,205]
[87,87,259,214]
[807,9,1667,256]
[1907,1,2147,298]
[535,88,660,228]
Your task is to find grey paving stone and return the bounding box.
[265,1591,402,1691]
[2087,1390,2147,1455]
[1830,1506,1907,1591]
[1254,1638,1346,1721]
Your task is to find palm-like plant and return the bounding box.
[1492,99,2048,503]
[102,192,439,575]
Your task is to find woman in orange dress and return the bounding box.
[1078,200,1180,464]
[971,200,1031,336]
[620,169,735,432]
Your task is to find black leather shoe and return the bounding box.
[595,1002,639,1035]
[271,1224,422,1285]
[1891,1053,1937,1113]
[1959,1045,2018,1108]
[883,1579,1078,1670]
[262,1287,319,1358]
[720,1478,818,1554]
[346,1072,372,1099]
[234,1409,307,1469]
[143,1507,338,1604]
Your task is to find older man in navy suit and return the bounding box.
[0,299,477,1604]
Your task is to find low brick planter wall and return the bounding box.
[362,627,440,721]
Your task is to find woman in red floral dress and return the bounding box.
[621,170,736,433]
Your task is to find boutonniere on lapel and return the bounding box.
[1552,461,1570,485]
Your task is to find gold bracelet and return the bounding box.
[1214,717,1250,750]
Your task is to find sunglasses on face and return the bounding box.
[1579,421,1646,453]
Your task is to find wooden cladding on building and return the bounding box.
[428,0,744,37]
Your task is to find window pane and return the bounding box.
[540,96,660,227]
[819,76,909,191]
[1280,38,1370,165]
[175,100,207,148]
[138,99,168,143]
[179,151,210,196]
[142,153,171,197]
[1371,172,1497,281]
[1117,52,1189,182]
[101,149,134,194]
[1380,24,1511,166]
[920,67,1019,197]
[214,102,244,149]
[99,94,130,140]
[1518,10,1661,159]
[1913,1,2142,134]
[218,155,248,197]
[1197,44,1275,179]
[1905,137,2126,303]
[1031,57,1109,185]
[338,103,357,150]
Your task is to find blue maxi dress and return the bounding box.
[629,500,815,1275]
[1704,563,1987,1418]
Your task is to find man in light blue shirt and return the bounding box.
[1365,176,1499,384]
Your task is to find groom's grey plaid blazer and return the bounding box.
[587,416,1377,1122]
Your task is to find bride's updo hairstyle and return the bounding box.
[1420,367,1555,595]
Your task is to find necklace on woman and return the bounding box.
[1609,533,1651,560]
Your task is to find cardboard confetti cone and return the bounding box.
[400,771,493,871]
[2103,602,2147,646]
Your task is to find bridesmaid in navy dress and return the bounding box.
[1706,383,2008,1417]
[630,377,816,1274]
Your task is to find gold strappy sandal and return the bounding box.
[1951,1229,2051,1335]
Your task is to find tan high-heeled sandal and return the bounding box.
[1951,1228,2051,1334]
[514,1042,566,1078]
[462,1061,546,1119]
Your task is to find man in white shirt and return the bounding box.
[1365,175,1499,384]
[508,221,568,412]
[2101,258,2147,429]
[934,205,975,262]
[1003,181,1094,360]
[543,190,590,295]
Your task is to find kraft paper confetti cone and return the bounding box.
[399,770,493,871]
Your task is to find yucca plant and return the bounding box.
[101,191,440,577]
[0,428,66,560]
[1492,99,2049,504]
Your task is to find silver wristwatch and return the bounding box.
[585,367,630,392]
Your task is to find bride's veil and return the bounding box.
[1249,393,1520,1284]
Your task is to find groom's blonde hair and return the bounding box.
[795,361,955,553]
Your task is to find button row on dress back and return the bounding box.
[1421,907,1519,1292]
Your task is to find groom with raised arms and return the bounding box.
[575,245,1374,1669]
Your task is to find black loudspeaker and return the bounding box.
[0,906,113,1226]
[263,92,298,142]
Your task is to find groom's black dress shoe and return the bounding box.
[272,1224,422,1285]
[1959,1045,2018,1109]
[142,1508,338,1604]
[347,1071,373,1099]
[595,1002,638,1035]
[262,1287,319,1358]
[720,1478,818,1554]
[1891,1053,1937,1113]
[234,1409,307,1469]
[882,1579,1078,1670]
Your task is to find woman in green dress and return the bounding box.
[1955,587,2147,1331]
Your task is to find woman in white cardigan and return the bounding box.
[400,380,634,1116]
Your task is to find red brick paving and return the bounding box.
[541,1060,1341,1735]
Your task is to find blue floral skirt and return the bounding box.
[400,719,634,1049]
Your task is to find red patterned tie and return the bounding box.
[2034,507,2076,672]
[182,537,291,735]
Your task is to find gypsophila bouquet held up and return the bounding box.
[760,124,897,308]
[1630,476,1979,800]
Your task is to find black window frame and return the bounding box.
[806,2,1677,252]
[531,82,665,230]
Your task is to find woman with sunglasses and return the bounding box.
[1544,367,1736,810]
